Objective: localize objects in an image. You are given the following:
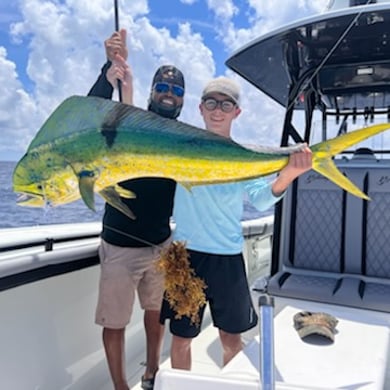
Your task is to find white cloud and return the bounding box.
[212,0,326,52]
[180,0,198,4]
[1,0,218,160]
[206,0,238,20]
[0,47,37,158]
[201,0,329,144]
[124,18,215,126]
[3,0,222,160]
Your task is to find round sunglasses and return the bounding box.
[202,97,236,113]
[153,82,184,97]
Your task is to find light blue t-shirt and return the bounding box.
[173,178,282,255]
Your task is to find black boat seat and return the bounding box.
[267,151,390,313]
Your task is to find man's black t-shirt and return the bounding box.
[88,62,176,247]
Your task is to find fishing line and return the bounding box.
[103,223,166,249]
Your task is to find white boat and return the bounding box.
[2,1,390,389]
[0,217,273,390]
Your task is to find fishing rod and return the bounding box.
[114,0,123,102]
[104,2,162,248]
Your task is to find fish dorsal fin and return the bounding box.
[99,186,136,220]
[27,95,237,152]
[27,96,136,149]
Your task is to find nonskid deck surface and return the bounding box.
[224,297,390,390]
[126,308,221,390]
[145,295,390,390]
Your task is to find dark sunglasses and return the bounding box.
[153,82,184,97]
[202,97,236,113]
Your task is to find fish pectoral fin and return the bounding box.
[114,184,136,199]
[99,186,136,220]
[78,173,97,211]
[313,158,370,200]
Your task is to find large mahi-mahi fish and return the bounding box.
[13,95,390,219]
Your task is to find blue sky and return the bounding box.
[0,0,337,161]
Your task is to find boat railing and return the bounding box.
[0,216,274,292]
[0,222,102,291]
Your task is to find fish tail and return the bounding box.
[310,123,390,199]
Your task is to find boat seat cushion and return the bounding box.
[268,273,390,312]
[268,158,390,313]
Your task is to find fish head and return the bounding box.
[12,152,80,208]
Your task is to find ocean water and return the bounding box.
[0,161,271,229]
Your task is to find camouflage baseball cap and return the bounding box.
[293,311,338,342]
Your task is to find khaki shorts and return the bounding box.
[95,238,170,329]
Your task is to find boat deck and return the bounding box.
[126,308,222,390]
[1,226,389,389]
[147,294,390,390]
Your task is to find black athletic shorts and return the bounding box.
[159,249,258,338]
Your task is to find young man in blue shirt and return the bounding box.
[160,76,312,369]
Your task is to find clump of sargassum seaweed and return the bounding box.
[156,241,207,326]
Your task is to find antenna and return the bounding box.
[325,0,335,11]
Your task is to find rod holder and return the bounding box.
[258,294,275,390]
